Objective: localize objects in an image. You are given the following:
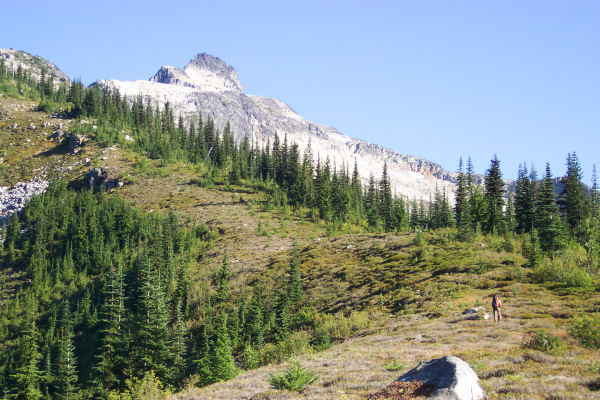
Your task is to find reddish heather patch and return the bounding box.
[368,380,435,400]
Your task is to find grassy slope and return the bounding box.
[2,98,600,399]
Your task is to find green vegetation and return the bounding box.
[269,361,319,392]
[383,359,406,372]
[569,314,600,349]
[522,329,564,354]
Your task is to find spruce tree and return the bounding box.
[484,155,505,234]
[56,302,78,400]
[215,255,230,304]
[95,263,126,393]
[560,152,587,241]
[211,313,237,382]
[11,297,43,400]
[287,243,302,305]
[514,164,534,233]
[536,164,565,253]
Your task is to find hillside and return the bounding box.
[1,51,599,400]
[1,93,599,399]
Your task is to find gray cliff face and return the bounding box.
[97,53,461,200]
[0,49,69,87]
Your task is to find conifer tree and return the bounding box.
[215,255,230,305]
[379,162,393,230]
[366,174,379,229]
[591,165,599,219]
[560,152,587,241]
[134,259,172,385]
[172,303,187,386]
[536,164,565,253]
[484,155,505,234]
[211,313,237,382]
[11,297,43,400]
[56,302,78,400]
[287,243,302,305]
[514,164,534,233]
[95,263,126,393]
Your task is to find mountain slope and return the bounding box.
[98,53,458,201]
[0,48,69,86]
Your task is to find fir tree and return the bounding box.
[536,164,565,253]
[211,313,237,382]
[11,297,43,400]
[287,243,302,305]
[484,155,505,234]
[215,254,230,305]
[55,302,78,400]
[95,263,126,393]
[560,152,587,241]
[514,164,534,233]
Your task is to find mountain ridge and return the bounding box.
[97,52,459,201]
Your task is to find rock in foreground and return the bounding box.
[397,356,484,400]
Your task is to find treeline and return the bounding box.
[51,80,412,233]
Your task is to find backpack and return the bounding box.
[492,294,502,308]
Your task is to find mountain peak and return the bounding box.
[183,53,243,93]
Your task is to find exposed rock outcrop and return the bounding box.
[67,133,86,154]
[0,48,69,87]
[0,179,49,226]
[86,168,123,191]
[397,356,485,400]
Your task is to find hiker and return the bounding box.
[492,293,502,322]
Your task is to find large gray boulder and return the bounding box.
[398,356,484,400]
[67,133,86,153]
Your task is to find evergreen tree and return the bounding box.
[11,297,43,400]
[95,263,126,393]
[379,162,393,230]
[514,164,534,233]
[134,259,172,385]
[55,302,78,400]
[536,164,565,253]
[211,313,237,382]
[215,255,230,304]
[286,243,302,305]
[560,152,587,241]
[483,155,505,234]
[591,165,600,219]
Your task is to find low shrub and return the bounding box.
[312,326,331,351]
[383,359,406,372]
[522,329,564,353]
[260,331,312,365]
[569,313,600,349]
[269,361,319,392]
[321,310,370,340]
[532,247,595,288]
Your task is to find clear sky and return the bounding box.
[2,0,598,180]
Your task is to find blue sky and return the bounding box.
[2,0,599,180]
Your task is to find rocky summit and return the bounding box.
[98,53,458,201]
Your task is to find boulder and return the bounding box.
[86,167,123,191]
[462,307,489,321]
[398,356,484,400]
[48,128,65,141]
[67,133,86,153]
